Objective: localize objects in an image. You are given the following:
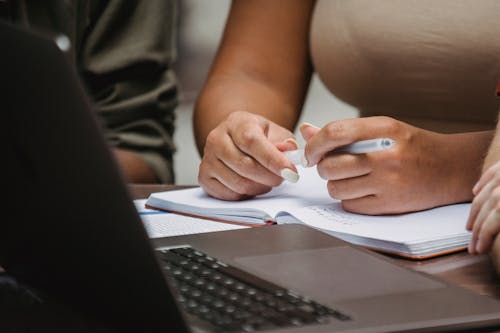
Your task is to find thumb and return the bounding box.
[299,122,320,141]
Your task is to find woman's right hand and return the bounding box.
[198,111,299,201]
[467,161,500,254]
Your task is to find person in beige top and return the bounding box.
[194,1,500,217]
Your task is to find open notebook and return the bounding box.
[145,167,472,259]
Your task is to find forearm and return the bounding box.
[193,0,315,155]
[439,130,494,203]
[193,73,309,155]
[112,148,159,183]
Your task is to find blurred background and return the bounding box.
[173,0,358,185]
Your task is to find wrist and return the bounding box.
[439,131,494,203]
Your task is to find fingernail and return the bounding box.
[299,122,318,132]
[280,168,299,183]
[285,138,299,149]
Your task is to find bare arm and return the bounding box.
[194,0,315,154]
[301,118,494,215]
[112,148,159,183]
[193,0,316,200]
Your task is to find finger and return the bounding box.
[473,161,500,195]
[340,195,383,215]
[466,202,479,233]
[467,179,496,231]
[275,138,299,152]
[229,125,298,181]
[475,209,500,254]
[466,187,491,231]
[317,153,372,181]
[199,159,250,201]
[199,157,272,199]
[218,132,286,187]
[216,159,274,196]
[304,117,392,167]
[470,195,494,254]
[200,177,252,201]
[326,175,376,201]
[299,122,320,141]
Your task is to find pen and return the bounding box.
[284,138,396,166]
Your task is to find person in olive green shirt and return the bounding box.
[2,0,178,183]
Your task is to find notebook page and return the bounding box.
[141,214,248,238]
[282,202,471,244]
[135,200,248,238]
[146,166,332,221]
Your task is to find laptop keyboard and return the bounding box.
[158,246,350,332]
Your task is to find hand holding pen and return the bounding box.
[289,117,484,215]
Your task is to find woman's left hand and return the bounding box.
[301,116,491,215]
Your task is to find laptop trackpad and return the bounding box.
[234,246,444,302]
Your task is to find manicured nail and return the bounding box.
[285,138,299,149]
[280,168,299,183]
[299,122,318,132]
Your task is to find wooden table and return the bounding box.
[2,184,499,332]
[129,184,500,302]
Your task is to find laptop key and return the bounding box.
[158,246,350,332]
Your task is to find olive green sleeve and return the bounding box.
[79,0,179,183]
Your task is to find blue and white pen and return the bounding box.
[284,138,396,166]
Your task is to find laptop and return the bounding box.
[3,21,500,333]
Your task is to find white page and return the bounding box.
[145,168,472,247]
[146,166,332,220]
[281,202,471,244]
[134,199,248,238]
[141,214,248,238]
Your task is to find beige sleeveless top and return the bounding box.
[310,0,500,133]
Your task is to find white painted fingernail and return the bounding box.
[280,168,299,183]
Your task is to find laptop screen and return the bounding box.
[2,21,190,332]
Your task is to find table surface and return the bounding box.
[129,184,500,301]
